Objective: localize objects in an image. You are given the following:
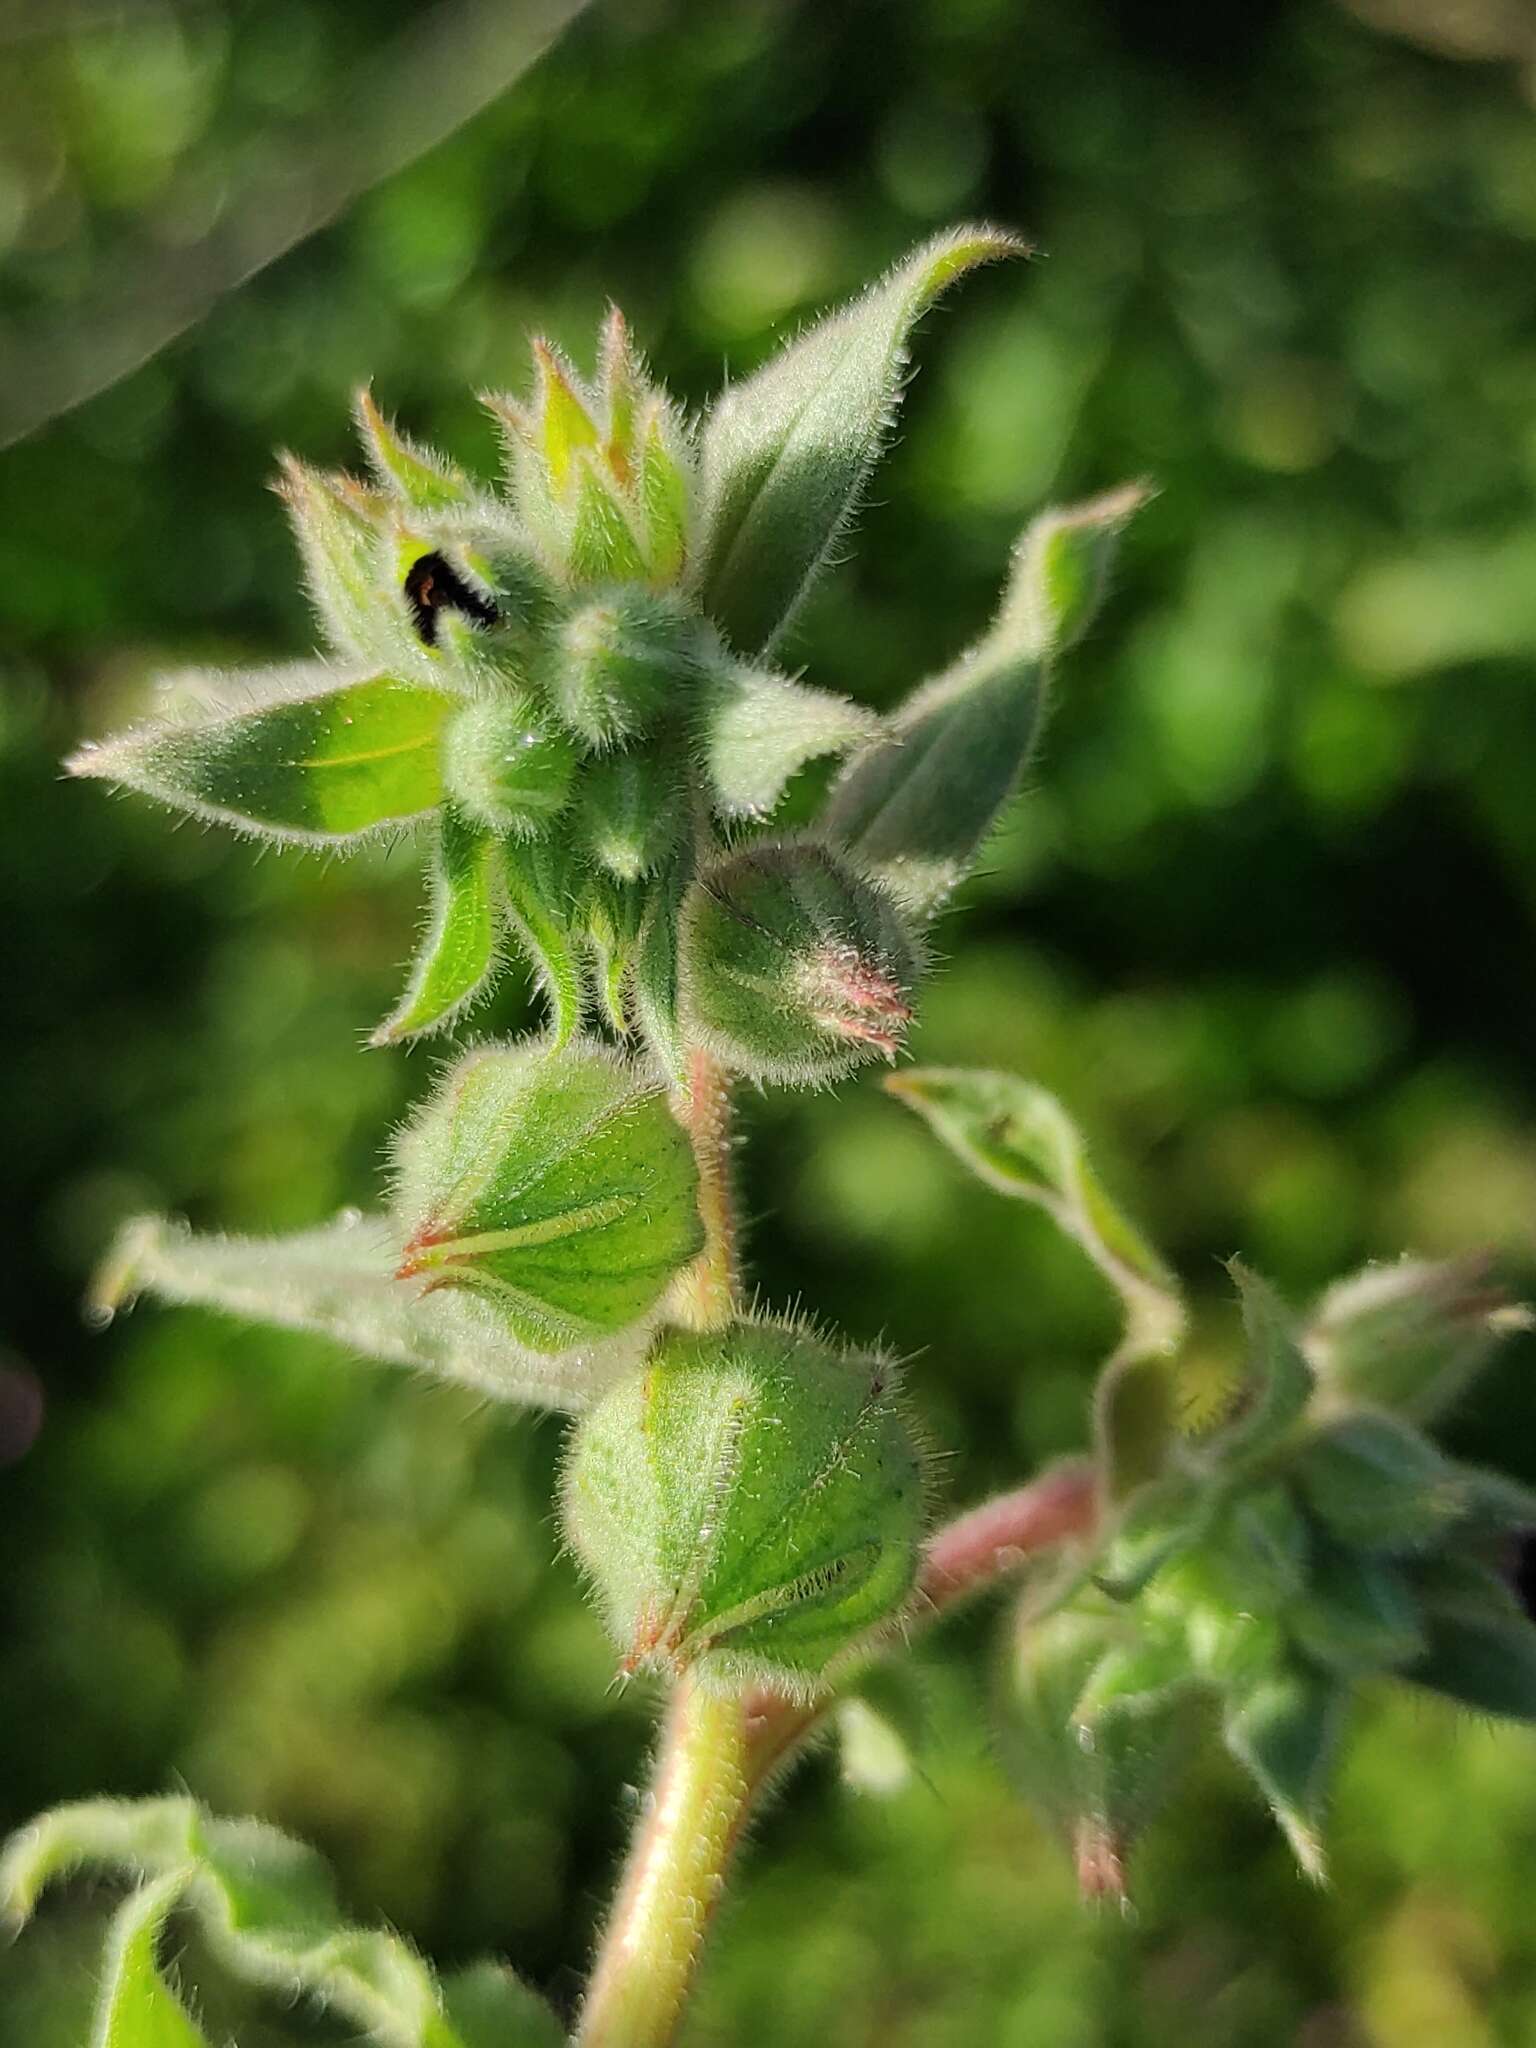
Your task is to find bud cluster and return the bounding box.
[1001,1260,1536,1891]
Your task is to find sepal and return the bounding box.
[1222,1664,1346,1882]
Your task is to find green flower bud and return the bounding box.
[1305,1254,1524,1425]
[547,589,696,749]
[998,1595,1194,1902]
[579,741,686,881]
[443,696,577,838]
[679,839,921,1086]
[391,1037,703,1354]
[486,321,698,590]
[561,1316,926,1696]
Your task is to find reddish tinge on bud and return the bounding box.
[679,839,922,1087]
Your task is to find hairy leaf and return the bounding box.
[1214,1264,1317,1465]
[825,486,1144,913]
[887,1067,1181,1357]
[699,656,879,818]
[372,808,502,1045]
[67,667,458,845]
[88,1212,650,1412]
[503,841,585,1048]
[697,225,1022,652]
[1,1798,562,2048]
[355,386,480,514]
[91,1875,208,2048]
[1222,1666,1346,1882]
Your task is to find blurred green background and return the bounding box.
[6,0,1536,2041]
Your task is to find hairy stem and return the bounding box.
[575,1677,749,2048]
[669,1048,738,1334]
[580,1462,1097,2047]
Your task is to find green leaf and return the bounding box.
[1402,1607,1536,1722]
[67,667,458,845]
[697,225,1023,652]
[824,486,1144,913]
[1223,1665,1346,1881]
[372,808,502,1045]
[503,840,585,1048]
[354,386,481,514]
[2,1798,562,2048]
[886,1067,1183,1365]
[393,1036,704,1354]
[1006,482,1151,658]
[699,654,880,818]
[1212,1263,1316,1465]
[1288,1543,1424,1676]
[633,838,694,1085]
[87,1211,650,1413]
[275,456,422,670]
[91,1875,208,2048]
[1291,1411,1458,1554]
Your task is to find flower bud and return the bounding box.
[997,1595,1194,1902]
[578,741,686,881]
[391,1037,703,1354]
[546,589,696,749]
[561,1316,926,1695]
[486,322,697,589]
[442,696,576,838]
[1305,1254,1522,1425]
[679,839,921,1086]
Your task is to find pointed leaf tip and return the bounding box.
[698,225,1027,653]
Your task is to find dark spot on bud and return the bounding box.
[404,551,499,646]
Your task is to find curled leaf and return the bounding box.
[887,1066,1182,1367]
[699,655,880,819]
[824,486,1145,913]
[1,1797,562,2048]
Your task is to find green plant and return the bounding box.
[9,227,1536,2047]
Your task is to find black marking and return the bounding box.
[403,551,499,647]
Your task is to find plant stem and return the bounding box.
[575,1677,749,2048]
[669,1048,737,1335]
[578,1462,1098,2047]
